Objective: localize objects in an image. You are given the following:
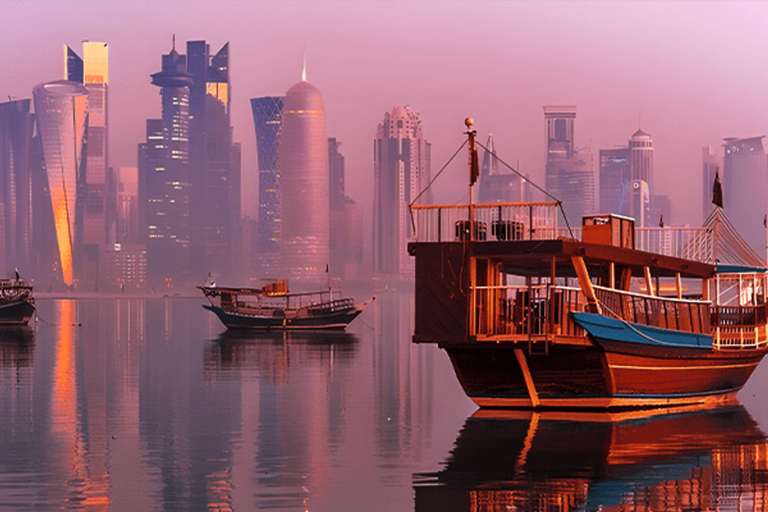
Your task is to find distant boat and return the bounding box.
[0,275,35,325]
[199,279,372,330]
[408,119,768,409]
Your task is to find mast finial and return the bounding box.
[302,47,307,82]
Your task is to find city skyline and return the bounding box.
[4,1,768,231]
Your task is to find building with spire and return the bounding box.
[33,80,89,286]
[373,105,431,278]
[139,38,241,286]
[278,77,330,283]
[544,106,593,226]
[139,38,193,285]
[478,134,521,203]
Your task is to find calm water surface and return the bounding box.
[1,291,768,511]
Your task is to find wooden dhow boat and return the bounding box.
[199,279,371,331]
[0,274,35,325]
[408,119,768,409]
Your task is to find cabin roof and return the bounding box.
[412,239,715,279]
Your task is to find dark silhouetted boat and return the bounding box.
[408,119,768,409]
[199,279,371,330]
[0,275,35,326]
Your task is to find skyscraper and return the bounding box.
[65,42,110,288]
[598,129,654,225]
[139,41,193,284]
[599,147,631,214]
[33,80,89,286]
[186,41,241,278]
[0,99,35,277]
[140,39,241,285]
[373,105,431,278]
[279,80,330,283]
[478,134,521,203]
[722,136,767,258]
[250,96,283,271]
[544,106,594,226]
[328,138,363,280]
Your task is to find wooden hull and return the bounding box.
[442,318,768,409]
[203,304,365,331]
[0,299,35,326]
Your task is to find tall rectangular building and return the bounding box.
[599,147,631,214]
[64,42,110,289]
[478,134,521,203]
[250,96,283,272]
[373,106,431,278]
[0,99,35,277]
[185,41,241,279]
[544,106,594,226]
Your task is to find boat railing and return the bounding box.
[555,226,713,262]
[409,202,561,243]
[711,304,768,349]
[592,285,711,334]
[307,298,355,315]
[469,284,587,341]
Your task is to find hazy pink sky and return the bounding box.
[4,0,768,226]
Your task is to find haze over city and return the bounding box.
[4,0,768,229]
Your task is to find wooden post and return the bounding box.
[644,266,655,297]
[514,348,540,408]
[676,272,683,300]
[571,255,602,314]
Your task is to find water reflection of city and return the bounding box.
[415,404,768,512]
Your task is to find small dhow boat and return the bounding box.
[408,119,768,409]
[199,279,371,330]
[0,273,35,325]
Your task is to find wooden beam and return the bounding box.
[676,272,683,299]
[571,255,602,314]
[644,266,655,297]
[609,262,615,289]
[514,348,540,408]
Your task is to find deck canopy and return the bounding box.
[467,238,715,279]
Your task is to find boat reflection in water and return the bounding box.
[0,326,35,369]
[415,402,768,511]
[204,329,359,372]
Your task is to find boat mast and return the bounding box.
[465,117,479,240]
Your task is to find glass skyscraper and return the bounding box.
[373,105,431,278]
[279,80,330,283]
[140,39,241,285]
[250,96,283,271]
[544,106,594,227]
[33,80,89,286]
[0,99,35,276]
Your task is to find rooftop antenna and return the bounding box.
[302,47,307,82]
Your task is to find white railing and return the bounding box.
[409,202,560,243]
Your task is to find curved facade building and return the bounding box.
[278,81,329,282]
[33,80,89,286]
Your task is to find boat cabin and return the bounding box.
[409,203,768,351]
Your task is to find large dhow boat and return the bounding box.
[199,279,371,330]
[0,274,35,325]
[408,119,768,409]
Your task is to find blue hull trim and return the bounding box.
[571,311,712,349]
[203,304,364,331]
